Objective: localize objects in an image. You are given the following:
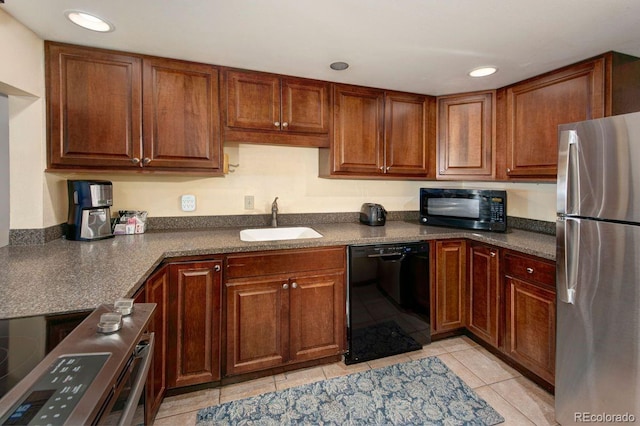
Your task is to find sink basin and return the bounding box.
[240,227,323,242]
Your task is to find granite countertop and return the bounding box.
[0,221,555,320]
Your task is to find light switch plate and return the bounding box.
[244,195,254,210]
[181,194,196,212]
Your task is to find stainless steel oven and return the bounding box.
[0,303,155,426]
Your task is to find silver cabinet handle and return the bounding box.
[386,166,390,171]
[282,283,289,290]
[526,267,534,274]
[506,168,512,173]
[142,157,151,165]
[131,157,140,164]
[282,122,289,128]
[490,252,496,257]
[291,282,297,289]
[214,265,221,272]
[274,121,280,127]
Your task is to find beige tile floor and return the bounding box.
[153,336,557,425]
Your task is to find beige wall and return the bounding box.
[2,9,557,230]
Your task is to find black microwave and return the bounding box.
[420,188,507,232]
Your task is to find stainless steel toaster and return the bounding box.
[359,203,387,226]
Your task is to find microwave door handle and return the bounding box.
[117,332,155,426]
[557,129,578,215]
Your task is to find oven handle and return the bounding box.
[117,332,155,426]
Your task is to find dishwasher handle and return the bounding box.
[367,253,406,261]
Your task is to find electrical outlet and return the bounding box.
[244,195,254,210]
[181,194,196,212]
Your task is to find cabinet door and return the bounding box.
[281,77,330,134]
[145,266,168,423]
[505,58,605,178]
[225,277,289,376]
[504,276,556,384]
[433,240,466,333]
[289,271,345,362]
[225,70,281,131]
[142,58,222,171]
[384,92,432,176]
[438,91,494,179]
[332,85,385,174]
[467,243,500,346]
[168,261,222,388]
[46,42,142,169]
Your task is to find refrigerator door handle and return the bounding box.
[557,129,579,215]
[557,217,578,304]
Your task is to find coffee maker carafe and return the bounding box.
[66,180,114,241]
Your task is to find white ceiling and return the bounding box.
[3,0,640,96]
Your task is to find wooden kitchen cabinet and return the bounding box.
[503,250,556,384]
[167,260,222,388]
[46,41,223,173]
[321,85,435,178]
[432,240,466,334]
[46,42,143,170]
[223,69,331,147]
[144,265,169,423]
[437,91,495,179]
[224,247,345,376]
[502,57,605,179]
[466,242,500,346]
[142,57,222,171]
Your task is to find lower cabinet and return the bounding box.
[224,247,346,376]
[503,251,556,384]
[467,242,500,347]
[432,239,467,334]
[167,260,222,388]
[144,265,169,423]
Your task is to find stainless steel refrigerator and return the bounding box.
[556,111,640,425]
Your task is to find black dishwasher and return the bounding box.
[345,242,431,364]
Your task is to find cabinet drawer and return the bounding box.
[504,251,555,288]
[226,247,345,279]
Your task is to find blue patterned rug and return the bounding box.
[196,356,504,425]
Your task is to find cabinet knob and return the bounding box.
[291,282,297,289]
[274,121,280,127]
[142,157,151,165]
[131,157,140,164]
[282,122,289,128]
[282,283,289,290]
[214,265,221,272]
[490,252,496,257]
[526,267,534,274]
[506,168,512,173]
[386,166,390,171]
[440,169,445,174]
[379,166,384,171]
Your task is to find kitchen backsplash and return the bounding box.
[8,212,554,246]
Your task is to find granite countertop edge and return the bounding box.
[0,221,556,320]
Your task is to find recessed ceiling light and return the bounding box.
[330,62,349,71]
[469,66,498,78]
[65,10,114,32]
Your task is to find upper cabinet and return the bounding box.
[437,91,495,179]
[499,52,640,180]
[222,69,331,147]
[46,42,223,174]
[319,84,435,178]
[46,42,143,170]
[142,57,222,171]
[501,58,605,179]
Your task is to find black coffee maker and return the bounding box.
[65,180,114,241]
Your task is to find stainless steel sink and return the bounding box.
[239,227,323,242]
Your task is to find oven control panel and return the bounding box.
[0,354,109,426]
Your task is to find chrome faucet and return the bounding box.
[271,197,279,227]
